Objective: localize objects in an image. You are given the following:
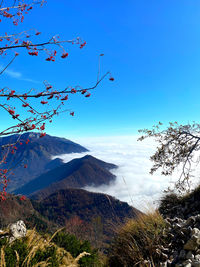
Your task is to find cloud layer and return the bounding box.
[53,136,199,211]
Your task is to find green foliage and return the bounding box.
[29,246,59,266]
[0,237,60,266]
[0,228,101,267]
[3,239,28,267]
[52,231,100,267]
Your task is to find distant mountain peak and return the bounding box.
[1,133,88,192]
[15,154,118,199]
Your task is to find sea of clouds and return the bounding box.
[53,136,199,211]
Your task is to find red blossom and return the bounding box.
[70,112,74,116]
[13,114,19,119]
[81,90,87,94]
[40,123,45,130]
[8,109,15,115]
[20,195,26,200]
[109,77,114,81]
[22,103,29,107]
[40,132,46,138]
[28,51,38,56]
[85,93,91,97]
[61,52,69,58]
[71,88,77,94]
[61,95,68,101]
[41,101,48,104]
[46,56,54,61]
[36,92,43,97]
[23,94,28,100]
[47,94,54,99]
[9,90,15,96]
[80,41,86,49]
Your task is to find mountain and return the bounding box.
[15,155,117,199]
[31,188,141,245]
[0,190,141,248]
[0,194,57,232]
[0,132,88,191]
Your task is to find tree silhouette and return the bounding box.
[139,121,200,192]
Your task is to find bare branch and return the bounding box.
[138,122,200,192]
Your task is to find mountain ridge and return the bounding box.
[0,132,88,191]
[15,155,117,199]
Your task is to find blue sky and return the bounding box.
[1,0,200,138]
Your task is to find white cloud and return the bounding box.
[0,65,41,84]
[4,68,22,79]
[53,135,200,212]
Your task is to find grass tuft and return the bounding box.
[107,211,167,267]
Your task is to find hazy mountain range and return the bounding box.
[15,155,117,199]
[1,132,87,191]
[0,132,141,246]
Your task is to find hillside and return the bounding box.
[31,188,141,245]
[0,132,88,191]
[0,189,140,248]
[15,155,117,199]
[0,194,57,233]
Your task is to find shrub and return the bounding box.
[158,192,181,217]
[0,228,93,267]
[107,211,167,267]
[52,230,101,267]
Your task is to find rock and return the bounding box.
[182,262,192,267]
[9,220,26,242]
[195,255,200,261]
[179,250,186,259]
[182,263,192,267]
[175,223,182,229]
[186,251,194,260]
[184,233,200,251]
[186,217,196,226]
[160,262,167,267]
[192,228,200,237]
[161,252,168,261]
[192,260,200,267]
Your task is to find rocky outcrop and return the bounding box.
[0,220,27,243]
[159,215,200,266]
[159,189,200,220]
[9,220,27,242]
[139,215,200,267]
[155,187,200,267]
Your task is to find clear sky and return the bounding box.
[2,0,200,138]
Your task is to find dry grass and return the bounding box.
[0,246,6,267]
[0,228,90,267]
[107,210,167,267]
